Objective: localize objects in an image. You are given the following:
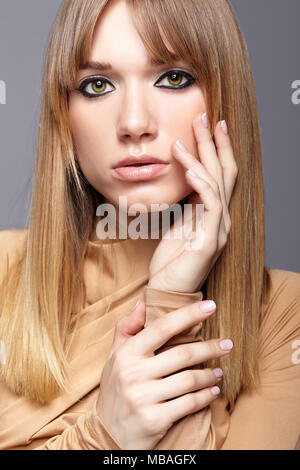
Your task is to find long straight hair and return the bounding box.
[0,0,270,405]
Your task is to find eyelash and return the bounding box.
[76,70,196,99]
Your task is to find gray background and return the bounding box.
[0,0,299,272]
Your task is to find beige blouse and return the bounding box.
[0,229,299,450]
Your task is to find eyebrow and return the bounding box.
[79,56,182,72]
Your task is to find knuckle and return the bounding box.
[184,370,198,389]
[176,345,194,363]
[207,340,221,358]
[116,369,130,389]
[186,393,198,413]
[126,385,146,410]
[219,232,228,248]
[232,165,239,177]
[215,200,223,214]
[140,408,161,435]
[211,180,220,196]
[214,339,224,355]
[152,318,171,339]
[117,365,139,389]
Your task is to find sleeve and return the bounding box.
[221,270,300,450]
[144,285,204,353]
[33,401,122,450]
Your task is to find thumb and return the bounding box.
[112,300,146,352]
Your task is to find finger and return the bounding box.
[125,300,217,356]
[214,120,239,206]
[193,114,230,232]
[172,138,228,236]
[184,171,223,252]
[172,141,221,199]
[132,368,221,405]
[157,367,222,401]
[111,300,146,356]
[193,113,226,196]
[158,384,220,424]
[144,337,233,380]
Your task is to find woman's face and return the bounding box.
[69,0,206,212]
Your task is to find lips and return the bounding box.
[113,154,167,169]
[112,163,170,182]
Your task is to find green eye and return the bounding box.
[77,77,114,98]
[167,73,183,86]
[155,69,196,90]
[76,69,196,99]
[91,80,106,93]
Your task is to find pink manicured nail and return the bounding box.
[175,140,187,152]
[210,386,220,396]
[200,300,216,313]
[219,339,233,350]
[213,368,223,378]
[187,168,200,179]
[202,113,208,128]
[221,120,228,135]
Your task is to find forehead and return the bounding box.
[91,1,149,64]
[87,0,181,71]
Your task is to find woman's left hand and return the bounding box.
[148,113,238,293]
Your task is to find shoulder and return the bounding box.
[259,268,300,365]
[268,267,300,290]
[264,268,300,318]
[0,228,28,254]
[0,228,28,283]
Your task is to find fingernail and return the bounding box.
[200,300,216,313]
[187,168,200,179]
[213,368,223,378]
[221,120,228,135]
[210,386,220,396]
[219,339,233,350]
[202,113,208,128]
[175,139,187,152]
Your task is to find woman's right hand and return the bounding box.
[96,299,233,450]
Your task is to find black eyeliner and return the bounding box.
[154,70,196,89]
[76,70,197,99]
[76,76,113,99]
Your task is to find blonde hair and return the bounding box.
[0,0,270,405]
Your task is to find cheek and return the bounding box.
[69,101,97,155]
[69,96,112,165]
[68,98,108,189]
[161,92,204,156]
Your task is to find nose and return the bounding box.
[116,81,158,145]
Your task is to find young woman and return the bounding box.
[0,0,299,450]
